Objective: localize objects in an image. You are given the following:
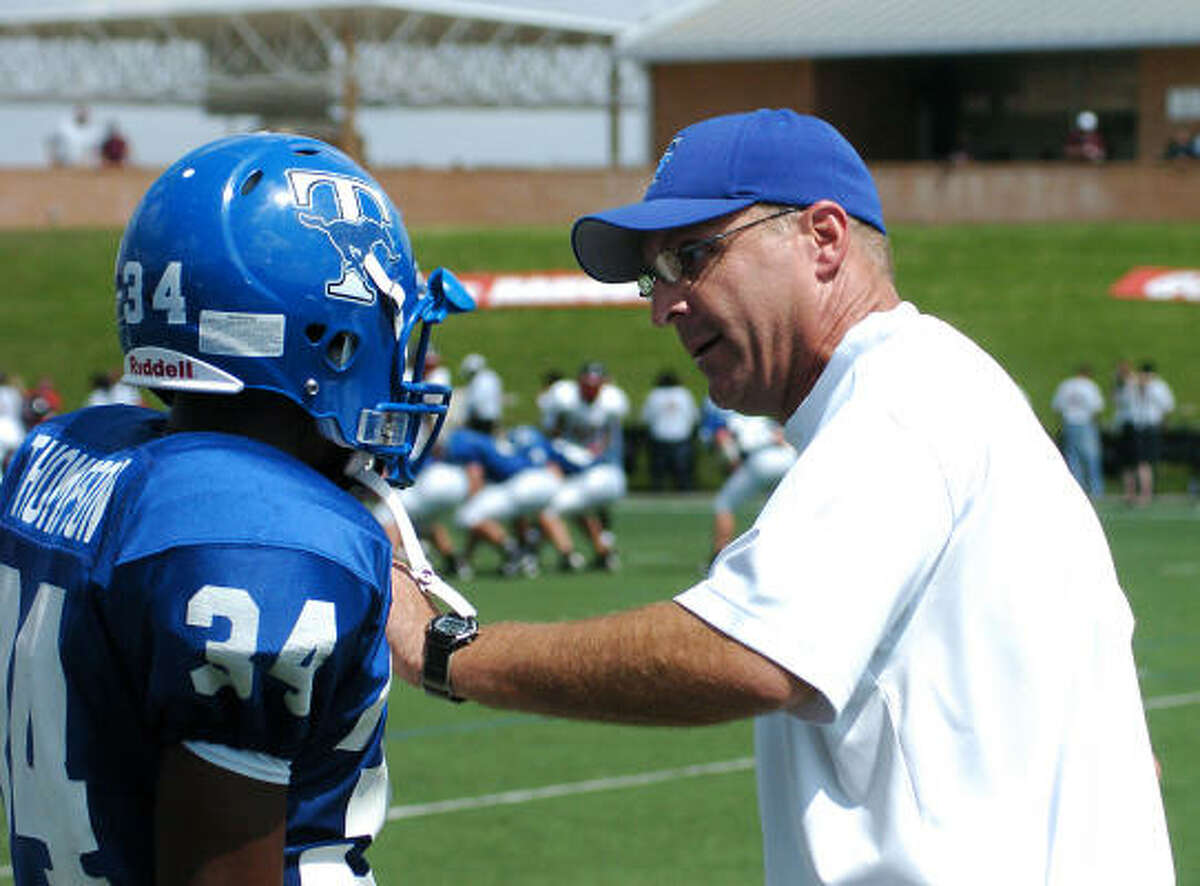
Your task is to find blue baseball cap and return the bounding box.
[572,109,886,284]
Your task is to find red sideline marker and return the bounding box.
[457,272,640,310]
[1110,266,1200,303]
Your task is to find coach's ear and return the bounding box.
[806,201,851,282]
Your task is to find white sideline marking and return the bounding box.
[1145,690,1200,710]
[386,757,755,821]
[387,687,1200,822]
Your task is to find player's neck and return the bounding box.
[167,390,350,481]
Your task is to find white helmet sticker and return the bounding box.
[199,309,286,357]
[123,346,244,393]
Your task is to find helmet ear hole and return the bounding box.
[240,170,264,195]
[326,331,359,370]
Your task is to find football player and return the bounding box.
[702,399,797,563]
[444,425,583,576]
[0,133,471,883]
[395,455,474,579]
[541,361,629,570]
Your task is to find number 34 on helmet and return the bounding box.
[114,132,474,485]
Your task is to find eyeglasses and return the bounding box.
[637,206,802,298]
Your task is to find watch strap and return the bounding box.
[423,615,477,702]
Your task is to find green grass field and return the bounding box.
[2,222,1199,437]
[0,495,1196,881]
[379,495,1200,883]
[0,221,1197,880]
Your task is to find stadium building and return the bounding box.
[624,0,1200,166]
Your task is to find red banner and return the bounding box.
[456,271,641,310]
[1110,267,1200,303]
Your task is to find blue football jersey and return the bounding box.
[444,428,533,482]
[0,405,393,884]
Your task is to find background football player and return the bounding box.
[540,361,629,570]
[701,398,797,564]
[0,132,470,883]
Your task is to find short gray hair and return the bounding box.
[761,202,893,280]
[849,217,894,280]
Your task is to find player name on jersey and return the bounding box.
[7,434,130,544]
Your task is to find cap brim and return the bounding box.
[571,197,756,283]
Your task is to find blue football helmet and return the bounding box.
[115,132,473,485]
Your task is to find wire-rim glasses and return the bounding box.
[636,206,802,298]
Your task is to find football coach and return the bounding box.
[389,109,1174,884]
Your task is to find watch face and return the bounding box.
[434,613,476,640]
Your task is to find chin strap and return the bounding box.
[347,454,477,619]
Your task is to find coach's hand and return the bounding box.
[387,561,439,688]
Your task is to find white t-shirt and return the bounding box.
[50,114,101,166]
[725,413,785,456]
[641,385,699,443]
[464,367,504,424]
[1131,377,1175,428]
[1051,375,1104,426]
[538,378,577,433]
[557,382,630,464]
[0,384,25,424]
[676,303,1173,885]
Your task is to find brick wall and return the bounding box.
[1,161,1197,231]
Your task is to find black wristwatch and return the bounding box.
[422,612,479,702]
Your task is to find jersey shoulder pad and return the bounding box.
[116,432,388,586]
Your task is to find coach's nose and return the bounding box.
[650,282,689,328]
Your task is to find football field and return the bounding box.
[1,220,1198,881]
[368,493,1200,884]
[0,493,1195,881]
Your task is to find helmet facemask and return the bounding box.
[353,266,474,486]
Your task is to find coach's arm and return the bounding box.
[387,565,812,725]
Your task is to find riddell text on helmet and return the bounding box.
[126,356,196,380]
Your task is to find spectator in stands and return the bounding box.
[460,353,504,434]
[946,129,973,167]
[1051,363,1106,498]
[47,104,100,168]
[640,369,699,491]
[100,121,130,167]
[1064,110,1107,163]
[1128,361,1176,506]
[1163,127,1194,160]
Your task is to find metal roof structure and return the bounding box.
[0,1,649,112]
[621,0,1200,62]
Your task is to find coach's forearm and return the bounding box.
[444,601,808,725]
